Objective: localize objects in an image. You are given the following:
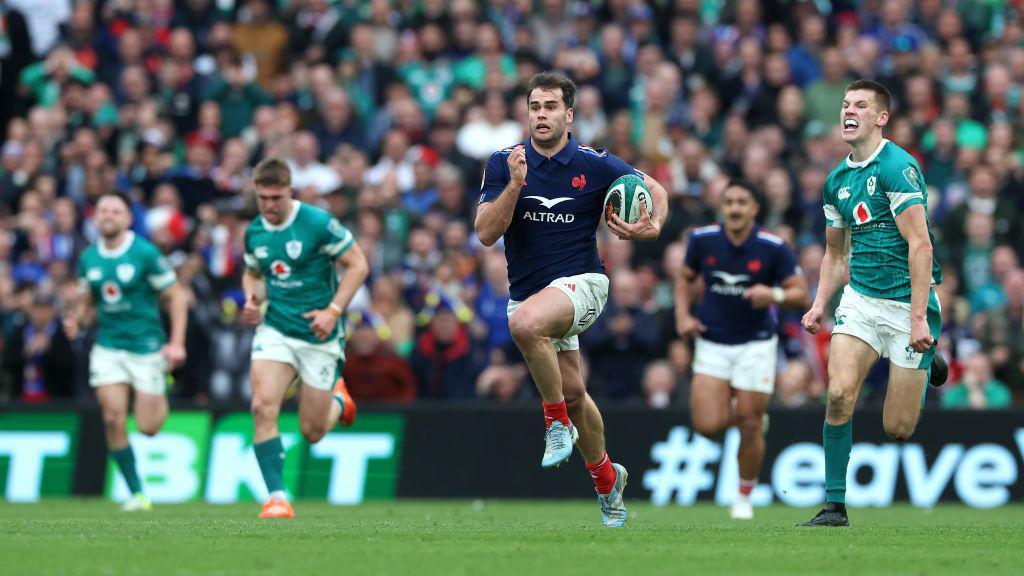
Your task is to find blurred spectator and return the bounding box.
[475,349,529,403]
[942,353,1012,409]
[312,89,367,159]
[410,305,479,399]
[774,359,824,408]
[1,292,73,401]
[202,50,272,138]
[585,270,661,399]
[233,0,289,88]
[455,91,522,160]
[288,131,341,195]
[343,312,417,403]
[642,360,677,408]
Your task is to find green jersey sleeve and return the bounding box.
[242,226,260,271]
[882,160,926,218]
[822,174,847,228]
[319,217,355,258]
[145,244,177,291]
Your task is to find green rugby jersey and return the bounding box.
[822,139,942,302]
[77,232,177,354]
[243,200,355,343]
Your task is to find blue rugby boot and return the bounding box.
[541,420,578,468]
[597,463,629,528]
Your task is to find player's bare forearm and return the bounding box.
[242,267,264,301]
[643,174,669,232]
[779,274,811,310]
[331,243,369,313]
[813,227,849,308]
[475,180,522,246]
[673,268,695,320]
[907,240,932,320]
[161,283,189,346]
[63,287,92,338]
[895,205,934,322]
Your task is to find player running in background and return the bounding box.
[475,72,669,527]
[674,179,808,520]
[800,80,946,527]
[65,192,188,512]
[241,158,368,519]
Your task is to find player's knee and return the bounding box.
[737,413,763,437]
[826,386,855,418]
[101,409,127,432]
[884,420,916,442]
[691,415,724,438]
[250,396,280,424]
[136,422,161,437]
[300,421,328,444]
[508,310,542,344]
[563,385,586,410]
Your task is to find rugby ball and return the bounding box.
[604,174,653,225]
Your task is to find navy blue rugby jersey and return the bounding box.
[683,224,800,345]
[479,134,643,301]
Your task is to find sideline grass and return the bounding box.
[2,500,1022,575]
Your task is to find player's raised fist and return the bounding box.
[801,303,824,334]
[508,145,527,186]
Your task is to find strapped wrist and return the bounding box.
[773,287,785,304]
[327,302,343,317]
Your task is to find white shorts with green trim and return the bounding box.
[89,345,168,395]
[251,324,343,391]
[507,272,609,352]
[832,285,942,370]
[693,336,779,394]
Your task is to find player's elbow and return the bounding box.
[476,223,499,247]
[909,238,933,256]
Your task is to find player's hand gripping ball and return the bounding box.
[604,174,653,225]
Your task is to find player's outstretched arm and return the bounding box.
[476,145,526,246]
[304,242,370,341]
[159,283,188,369]
[802,226,848,334]
[673,265,706,338]
[894,204,935,352]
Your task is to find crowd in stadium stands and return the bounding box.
[0,0,1022,410]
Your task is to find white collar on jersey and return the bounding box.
[845,138,889,169]
[261,200,301,232]
[97,230,136,259]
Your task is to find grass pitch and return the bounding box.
[1,500,1021,575]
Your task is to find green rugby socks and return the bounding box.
[254,436,286,497]
[111,446,143,495]
[824,421,853,504]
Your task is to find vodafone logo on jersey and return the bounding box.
[853,201,873,225]
[101,281,122,304]
[270,260,292,279]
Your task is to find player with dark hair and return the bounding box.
[800,80,946,527]
[65,192,189,511]
[675,179,809,520]
[475,71,669,527]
